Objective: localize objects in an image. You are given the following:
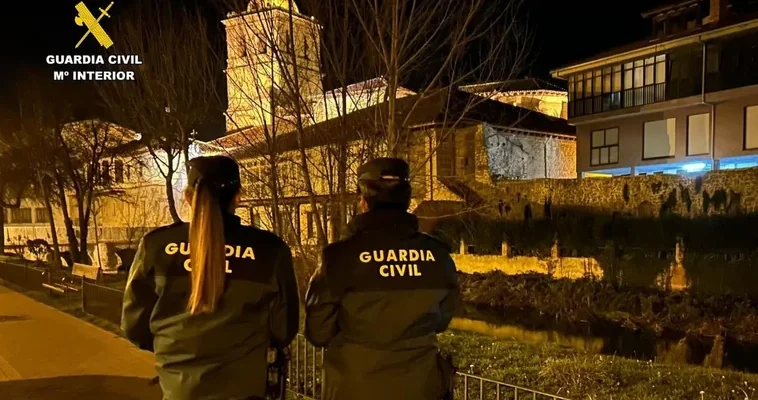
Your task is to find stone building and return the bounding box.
[460,78,569,120]
[213,89,575,245]
[206,0,578,246]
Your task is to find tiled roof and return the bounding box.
[227,89,575,159]
[461,78,566,93]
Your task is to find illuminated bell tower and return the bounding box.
[223,0,322,132]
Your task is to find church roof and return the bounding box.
[226,89,575,159]
[460,78,566,94]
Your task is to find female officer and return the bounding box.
[122,155,299,400]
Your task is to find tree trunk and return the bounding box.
[55,173,80,262]
[269,156,281,235]
[336,0,350,240]
[387,0,400,157]
[78,196,90,264]
[0,204,5,255]
[38,174,61,269]
[148,145,182,224]
[165,167,182,223]
[286,0,327,246]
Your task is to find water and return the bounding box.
[453,304,758,373]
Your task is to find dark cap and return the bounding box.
[187,155,241,190]
[357,158,410,182]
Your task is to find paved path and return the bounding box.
[0,285,161,399]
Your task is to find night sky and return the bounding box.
[0,0,670,125]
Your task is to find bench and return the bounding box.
[42,263,100,294]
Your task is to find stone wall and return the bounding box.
[452,253,604,280]
[452,239,690,291]
[484,124,576,181]
[490,167,758,220]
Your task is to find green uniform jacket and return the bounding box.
[305,210,459,400]
[121,214,299,400]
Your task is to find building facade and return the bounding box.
[552,0,758,177]
[4,0,577,260]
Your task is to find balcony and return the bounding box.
[569,81,704,119]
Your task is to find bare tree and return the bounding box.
[343,0,530,156]
[98,0,223,223]
[53,120,130,263]
[218,0,530,262]
[0,128,31,256]
[12,77,68,265]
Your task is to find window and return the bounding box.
[240,35,248,58]
[569,55,666,117]
[590,128,619,166]
[125,165,132,181]
[746,105,758,150]
[303,35,310,60]
[255,36,267,54]
[306,211,316,239]
[35,208,49,224]
[687,113,710,155]
[668,13,683,34]
[684,8,700,31]
[114,160,124,183]
[569,64,623,116]
[2,210,6,224]
[644,118,676,159]
[653,17,666,38]
[623,55,666,107]
[707,43,720,74]
[251,211,261,228]
[101,161,111,183]
[10,208,32,224]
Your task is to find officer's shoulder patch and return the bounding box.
[420,232,452,252]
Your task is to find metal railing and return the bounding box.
[284,333,571,400]
[0,260,571,400]
[83,280,125,325]
[288,334,324,399]
[455,373,571,400]
[0,260,46,291]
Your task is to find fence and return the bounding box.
[0,260,571,400]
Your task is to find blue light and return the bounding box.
[682,162,707,173]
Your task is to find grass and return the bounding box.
[440,330,758,400]
[7,269,758,400]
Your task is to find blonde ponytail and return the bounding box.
[187,180,226,315]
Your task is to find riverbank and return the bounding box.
[440,330,758,400]
[458,271,758,343]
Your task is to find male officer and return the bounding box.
[305,157,459,400]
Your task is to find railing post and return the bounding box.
[304,336,309,396]
[295,335,300,393]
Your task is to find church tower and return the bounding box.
[223,0,322,132]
